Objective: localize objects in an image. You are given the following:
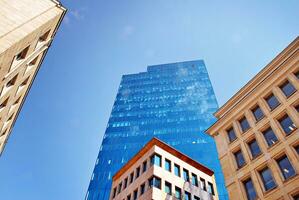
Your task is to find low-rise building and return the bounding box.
[109,138,219,200]
[206,37,299,200]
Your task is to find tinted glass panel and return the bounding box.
[208,182,215,195]
[149,176,161,189]
[243,178,257,200]
[174,164,180,177]
[239,117,250,132]
[183,169,189,181]
[248,139,261,158]
[252,106,264,121]
[165,159,171,172]
[262,127,278,147]
[265,94,280,110]
[280,80,296,98]
[185,191,191,200]
[140,183,145,194]
[227,127,237,142]
[277,155,296,180]
[191,174,198,186]
[175,187,182,199]
[142,161,147,172]
[234,150,246,168]
[260,168,276,191]
[200,178,206,191]
[151,154,161,167]
[278,114,297,135]
[165,181,172,194]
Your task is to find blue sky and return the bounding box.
[0,1,298,199]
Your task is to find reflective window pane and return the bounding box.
[277,155,296,180]
[280,80,296,98]
[149,176,161,189]
[260,167,276,191]
[265,93,280,110]
[227,127,237,142]
[239,117,250,133]
[262,127,278,147]
[165,181,172,194]
[278,114,297,135]
[191,173,198,186]
[248,139,261,158]
[252,105,264,122]
[234,150,246,168]
[200,178,206,191]
[243,178,257,200]
[150,154,161,167]
[208,182,215,195]
[184,191,191,200]
[165,159,171,172]
[183,168,189,182]
[175,187,182,199]
[174,164,180,177]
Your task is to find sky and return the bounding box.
[0,0,298,200]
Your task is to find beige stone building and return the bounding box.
[206,37,299,200]
[109,138,219,200]
[0,0,66,155]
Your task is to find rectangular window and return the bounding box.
[295,70,299,79]
[133,189,138,200]
[259,167,276,191]
[276,155,296,180]
[150,154,162,167]
[175,187,182,199]
[292,194,299,200]
[126,194,131,200]
[239,116,250,133]
[295,104,299,113]
[129,172,134,184]
[118,182,122,194]
[136,167,140,179]
[248,139,261,159]
[124,178,128,189]
[200,178,206,191]
[191,173,198,186]
[165,159,171,172]
[148,176,161,189]
[142,161,147,173]
[265,93,280,110]
[234,150,246,168]
[183,168,189,182]
[194,196,200,200]
[10,46,30,71]
[251,105,264,122]
[279,80,296,98]
[227,127,237,142]
[262,127,278,147]
[294,144,299,155]
[207,182,215,195]
[165,181,172,194]
[112,187,117,198]
[243,178,257,200]
[278,114,297,135]
[140,183,145,195]
[174,164,181,177]
[184,191,191,200]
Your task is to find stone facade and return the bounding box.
[109,138,219,200]
[0,0,66,155]
[206,37,299,200]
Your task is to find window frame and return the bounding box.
[279,79,297,98]
[264,93,280,111]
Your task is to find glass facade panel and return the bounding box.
[278,114,297,135]
[243,178,257,200]
[262,127,278,147]
[277,155,296,180]
[259,167,276,191]
[280,80,296,98]
[265,94,280,110]
[248,139,261,158]
[86,60,228,199]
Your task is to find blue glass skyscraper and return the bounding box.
[86,60,228,200]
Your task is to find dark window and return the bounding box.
[150,154,161,167]
[129,172,134,184]
[191,173,198,186]
[295,104,299,112]
[252,105,264,122]
[239,117,250,133]
[183,168,189,182]
[174,164,181,177]
[265,93,280,110]
[165,159,171,172]
[38,30,50,42]
[280,80,296,98]
[133,189,138,200]
[175,187,182,199]
[184,191,191,200]
[234,150,246,168]
[140,183,145,195]
[243,178,257,200]
[6,74,18,87]
[165,181,172,194]
[136,167,140,179]
[142,161,147,173]
[293,194,299,200]
[227,127,237,142]
[276,155,296,180]
[294,144,299,155]
[278,114,297,135]
[148,176,161,189]
[248,139,261,158]
[207,182,215,195]
[194,196,200,200]
[262,127,278,147]
[15,46,29,61]
[124,178,128,189]
[118,182,122,194]
[126,195,131,200]
[200,178,206,191]
[295,70,299,79]
[112,187,117,198]
[259,167,276,191]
